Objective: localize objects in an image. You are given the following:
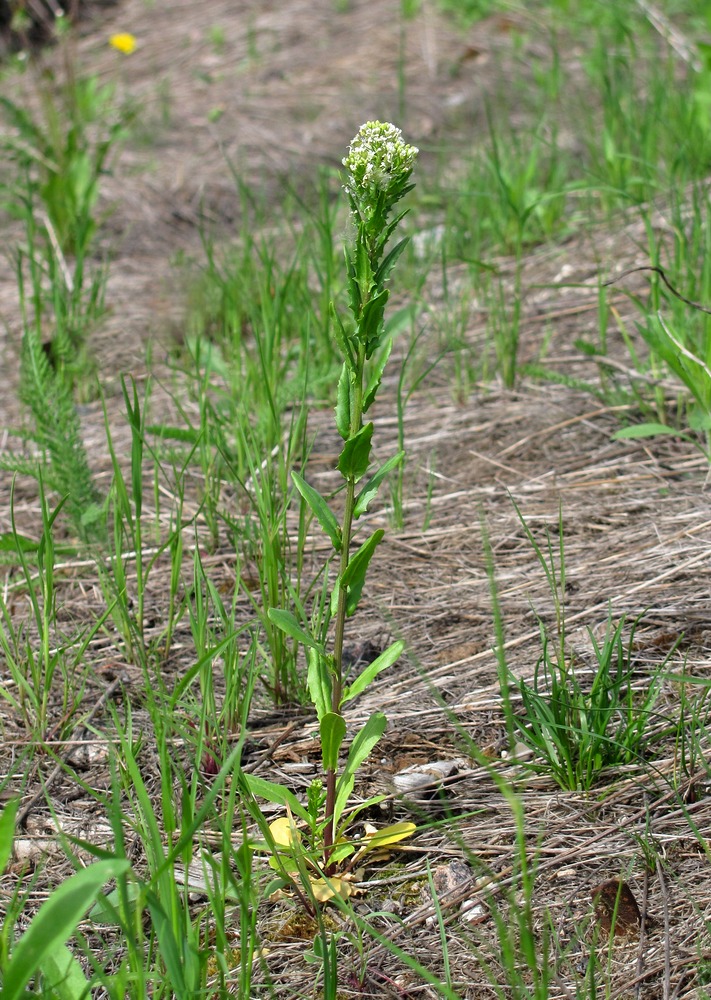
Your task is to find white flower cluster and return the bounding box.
[342,121,418,204]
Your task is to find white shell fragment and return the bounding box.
[13,838,57,863]
[391,759,460,795]
[460,899,486,924]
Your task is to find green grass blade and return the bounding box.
[0,798,19,875]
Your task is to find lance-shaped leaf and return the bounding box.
[307,648,332,723]
[341,640,405,707]
[354,821,417,859]
[243,773,310,824]
[330,303,355,370]
[334,713,387,829]
[346,248,361,319]
[613,423,693,443]
[335,362,351,439]
[320,712,347,772]
[354,452,404,518]
[363,337,393,414]
[354,232,373,304]
[329,575,341,619]
[337,422,373,483]
[292,472,341,551]
[268,608,325,654]
[374,235,410,289]
[376,209,411,269]
[341,529,384,616]
[359,288,390,358]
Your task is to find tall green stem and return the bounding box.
[323,340,366,863]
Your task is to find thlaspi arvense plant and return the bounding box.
[247,121,418,891]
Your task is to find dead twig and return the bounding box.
[16,675,124,830]
[604,265,711,316]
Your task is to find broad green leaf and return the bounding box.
[328,840,357,866]
[341,640,405,706]
[88,881,143,925]
[38,943,88,1000]
[688,409,711,431]
[320,712,347,772]
[353,453,404,518]
[267,608,325,654]
[292,472,341,551]
[362,338,393,414]
[307,648,332,722]
[0,797,19,875]
[341,529,384,616]
[335,362,351,439]
[2,858,130,1000]
[334,713,387,828]
[337,422,374,483]
[242,774,310,824]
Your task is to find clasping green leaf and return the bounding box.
[268,608,325,654]
[340,529,384,616]
[320,712,347,772]
[341,640,405,707]
[335,362,351,439]
[358,287,389,358]
[334,713,387,830]
[354,452,404,518]
[292,471,341,551]
[337,422,374,483]
[307,648,333,722]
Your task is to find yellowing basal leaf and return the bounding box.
[358,821,416,854]
[311,875,355,902]
[269,816,301,849]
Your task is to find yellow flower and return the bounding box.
[109,33,137,55]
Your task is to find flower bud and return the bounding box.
[342,121,418,221]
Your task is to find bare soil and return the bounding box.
[2,3,711,998]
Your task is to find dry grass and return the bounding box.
[1,2,711,997]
